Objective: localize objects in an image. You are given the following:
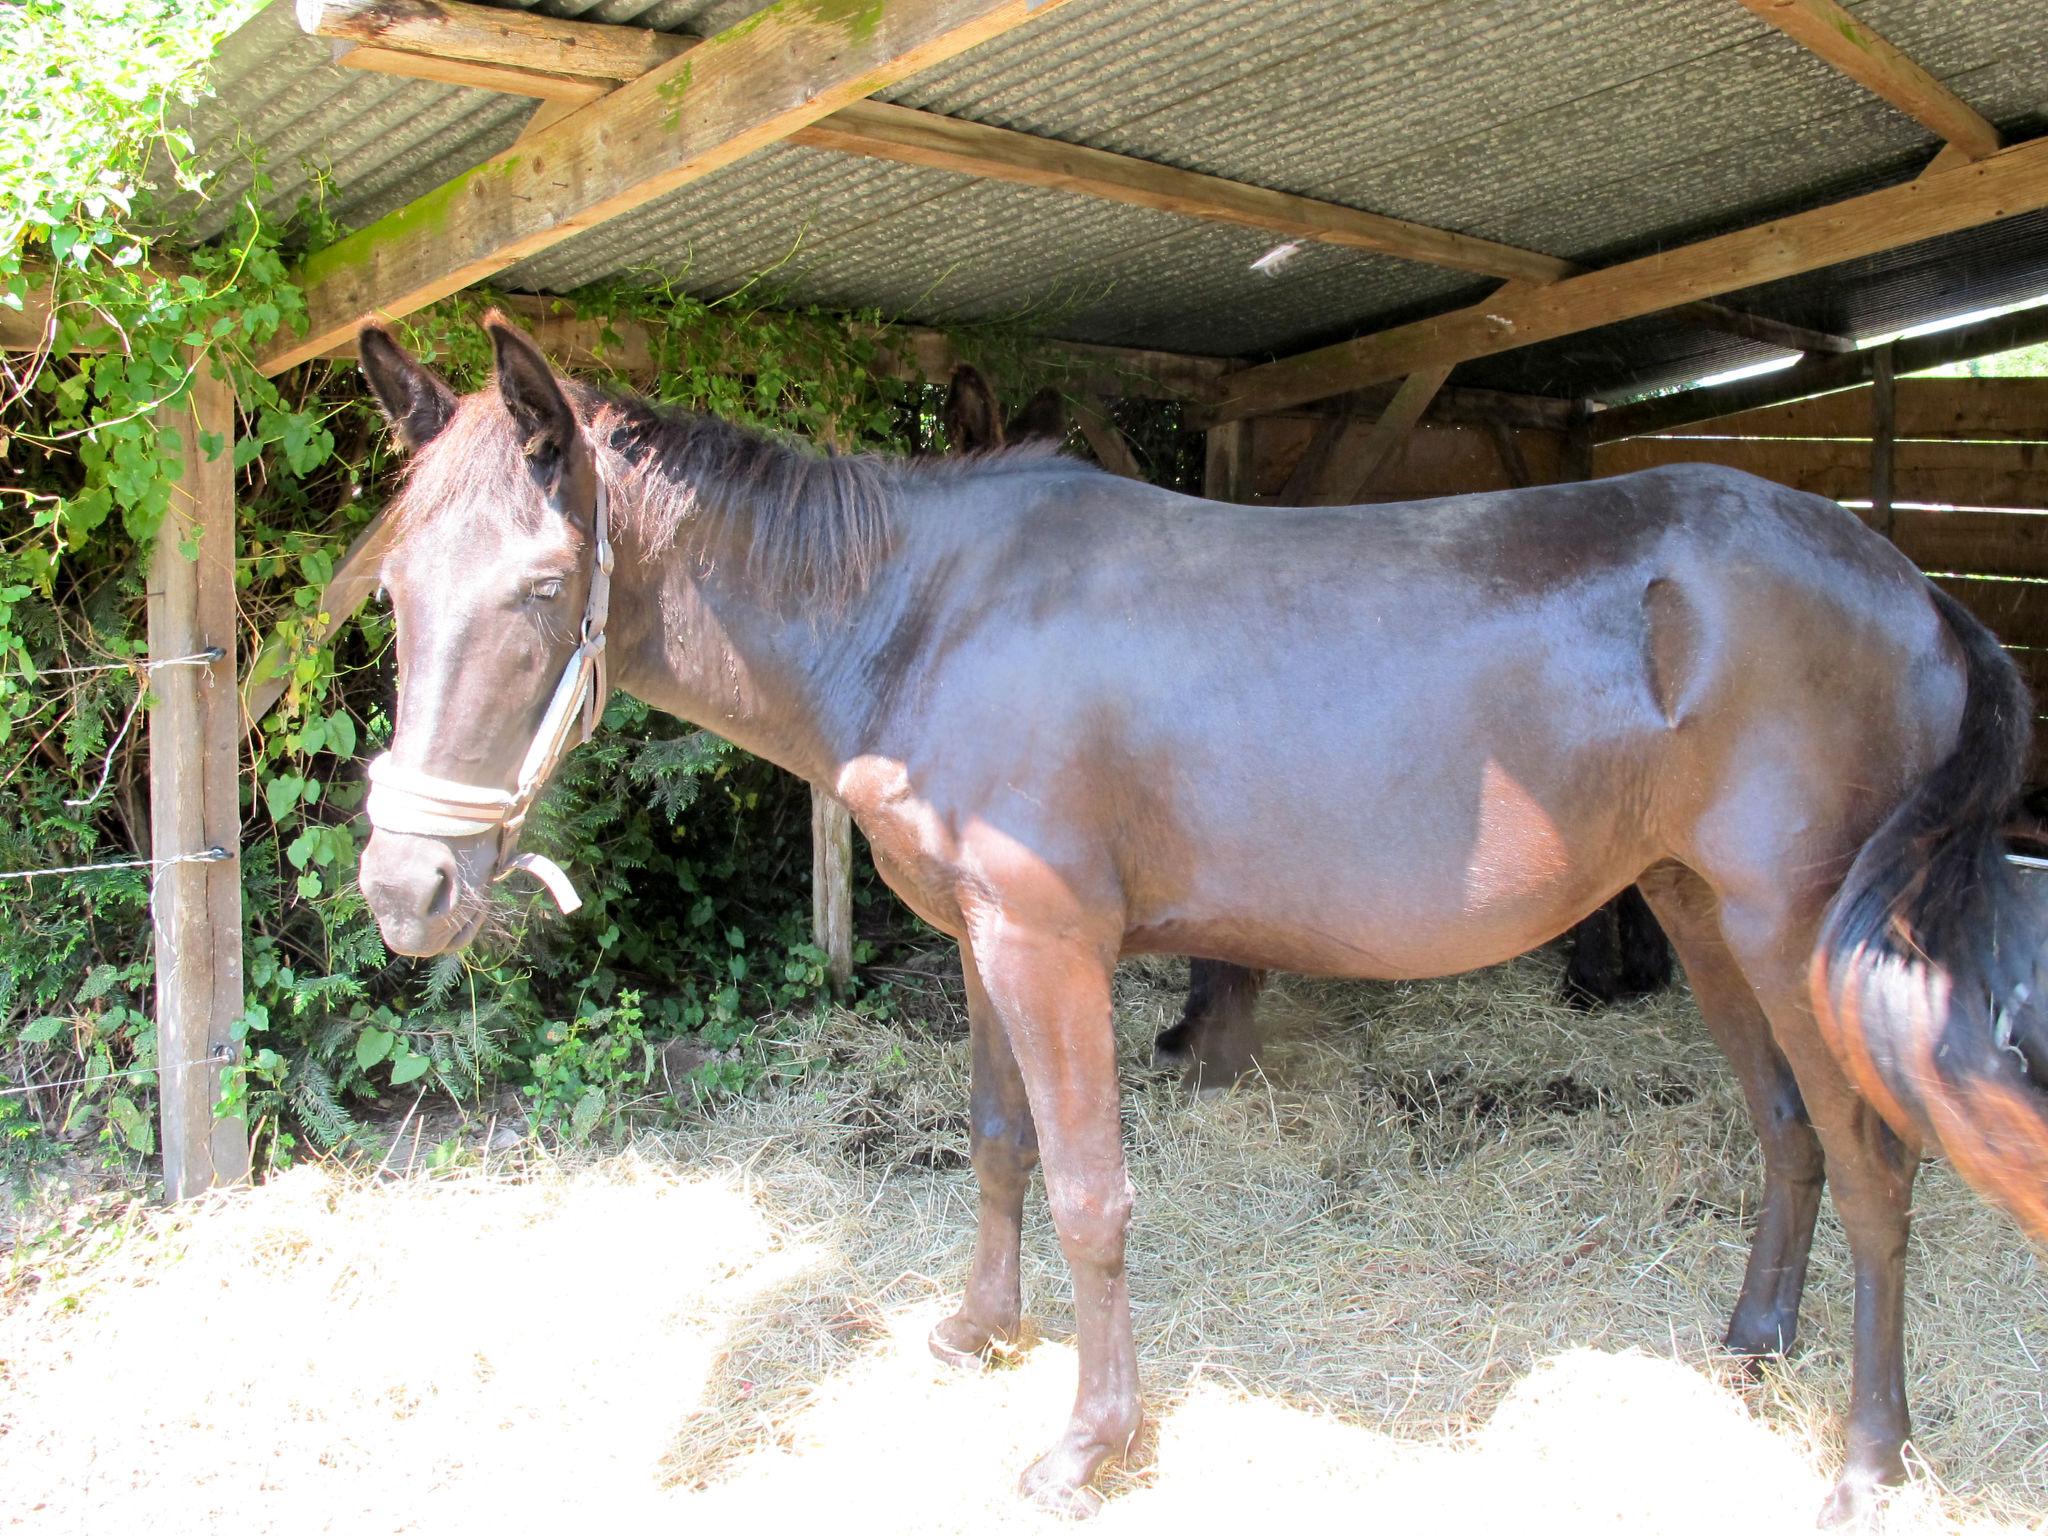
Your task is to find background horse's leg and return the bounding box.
[930,947,1040,1368]
[1637,864,1824,1357]
[1561,900,1624,1009]
[1562,887,1675,1009]
[1614,884,1676,996]
[1717,890,1920,1526]
[972,924,1140,1516]
[1151,959,1266,1086]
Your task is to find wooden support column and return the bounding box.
[148,356,248,1199]
[1871,342,1898,538]
[811,791,854,991]
[1204,418,1255,503]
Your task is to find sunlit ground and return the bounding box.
[5,954,2044,1534]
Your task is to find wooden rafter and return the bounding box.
[1069,397,1144,480]
[300,0,692,81]
[292,0,1848,358]
[1201,136,2048,422]
[264,0,1082,373]
[1737,0,2002,160]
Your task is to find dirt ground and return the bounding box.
[3,951,2045,1534]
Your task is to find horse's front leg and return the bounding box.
[970,917,1138,1517]
[930,948,1039,1366]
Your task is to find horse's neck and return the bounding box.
[607,486,906,785]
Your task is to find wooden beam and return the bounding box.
[298,0,692,80]
[1737,0,2002,160]
[265,0,1082,374]
[1277,366,1458,505]
[1669,300,1854,355]
[792,101,1575,285]
[1486,419,1534,490]
[1070,397,1144,480]
[243,511,398,727]
[1202,135,2048,422]
[149,358,248,1200]
[1595,303,2048,441]
[333,44,610,102]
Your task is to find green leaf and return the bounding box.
[570,1086,606,1141]
[22,1016,67,1045]
[326,710,357,759]
[354,1028,393,1070]
[263,773,303,820]
[389,1049,431,1086]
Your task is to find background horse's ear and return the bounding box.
[943,364,1004,453]
[358,324,456,452]
[1006,387,1068,445]
[483,310,581,495]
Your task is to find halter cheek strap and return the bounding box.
[364,456,614,916]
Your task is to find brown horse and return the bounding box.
[354,317,2048,1523]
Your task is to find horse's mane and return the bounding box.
[391,380,1086,613]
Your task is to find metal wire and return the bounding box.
[0,846,231,883]
[29,647,224,679]
[0,1045,233,1100]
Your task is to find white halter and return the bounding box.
[364,455,614,915]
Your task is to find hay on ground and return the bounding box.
[3,950,2044,1534]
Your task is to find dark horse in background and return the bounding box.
[354,319,2048,1523]
[939,364,1673,1086]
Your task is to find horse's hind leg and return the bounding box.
[930,947,1040,1367]
[1151,959,1266,1087]
[1713,887,1921,1524]
[1636,863,1825,1357]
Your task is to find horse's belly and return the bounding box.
[1123,756,1640,979]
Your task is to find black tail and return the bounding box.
[1811,586,2048,1239]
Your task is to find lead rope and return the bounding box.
[363,445,614,915]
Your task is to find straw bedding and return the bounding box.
[4,949,2044,1533]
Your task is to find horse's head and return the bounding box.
[354,316,610,957]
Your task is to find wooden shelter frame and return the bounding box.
[5,0,2046,1193]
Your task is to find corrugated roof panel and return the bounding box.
[143,0,2048,401]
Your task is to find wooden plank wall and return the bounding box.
[1601,375,2048,780]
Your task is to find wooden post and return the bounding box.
[147,354,248,1199]
[1872,342,1897,539]
[1204,418,1255,503]
[811,790,854,990]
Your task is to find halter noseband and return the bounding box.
[364,450,613,915]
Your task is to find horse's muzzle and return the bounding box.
[360,828,498,956]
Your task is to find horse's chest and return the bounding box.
[831,756,968,938]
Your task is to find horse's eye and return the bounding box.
[530,577,565,602]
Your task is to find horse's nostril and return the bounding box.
[426,862,457,919]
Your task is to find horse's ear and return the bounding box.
[484,310,581,495]
[358,324,456,452]
[943,364,1004,453]
[1006,387,1068,445]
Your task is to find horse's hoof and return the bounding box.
[1816,1464,1899,1527]
[1019,1454,1104,1519]
[1816,1478,1871,1527]
[1723,1314,1796,1365]
[1146,1040,1196,1073]
[928,1311,1003,1370]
